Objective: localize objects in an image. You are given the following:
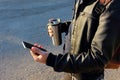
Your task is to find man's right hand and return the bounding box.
[30,44,49,64]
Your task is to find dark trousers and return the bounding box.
[60,70,104,80]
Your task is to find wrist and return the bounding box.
[46,53,56,67]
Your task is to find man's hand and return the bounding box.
[30,44,49,64]
[48,25,53,37]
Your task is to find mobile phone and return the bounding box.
[22,41,47,52]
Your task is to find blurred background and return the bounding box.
[0,0,119,80]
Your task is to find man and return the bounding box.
[30,0,120,80]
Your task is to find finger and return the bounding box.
[34,43,39,47]
[48,29,53,33]
[47,32,53,37]
[48,31,53,37]
[30,50,37,57]
[31,47,41,55]
[38,45,43,48]
[33,43,44,49]
[48,27,53,34]
[48,26,52,30]
[48,31,53,36]
[30,50,40,62]
[34,43,43,49]
[30,50,38,59]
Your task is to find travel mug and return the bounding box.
[47,18,62,46]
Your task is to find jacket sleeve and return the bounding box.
[46,1,120,73]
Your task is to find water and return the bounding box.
[0,0,73,20]
[0,0,73,54]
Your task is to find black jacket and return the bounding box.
[46,0,120,76]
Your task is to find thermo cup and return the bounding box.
[47,18,62,46]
